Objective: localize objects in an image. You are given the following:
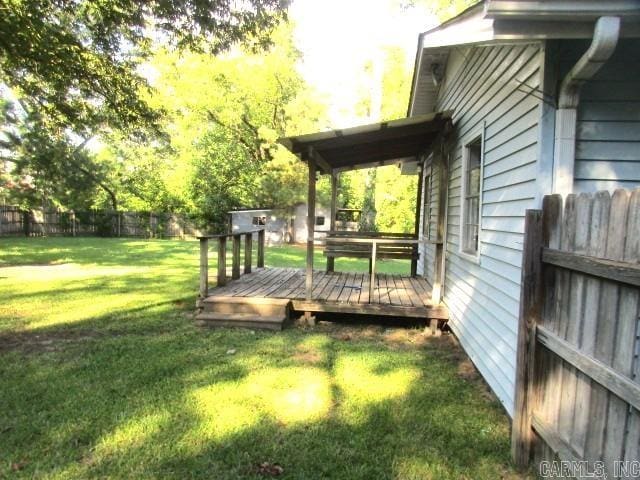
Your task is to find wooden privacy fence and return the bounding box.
[512,189,640,477]
[197,229,265,303]
[0,206,202,238]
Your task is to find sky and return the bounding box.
[289,0,438,128]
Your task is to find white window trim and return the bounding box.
[458,126,484,264]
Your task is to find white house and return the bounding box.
[406,0,640,414]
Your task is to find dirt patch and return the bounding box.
[0,329,102,355]
[454,352,496,402]
[313,321,449,350]
[292,346,324,364]
[457,358,480,381]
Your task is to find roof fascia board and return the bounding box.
[494,19,640,40]
[407,33,426,116]
[421,6,494,49]
[485,1,640,19]
[334,157,413,174]
[416,0,640,50]
[283,111,448,150]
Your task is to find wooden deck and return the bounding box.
[206,267,448,319]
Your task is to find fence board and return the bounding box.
[537,325,640,411]
[557,194,579,444]
[573,190,610,457]
[623,189,640,465]
[513,188,640,475]
[592,190,628,476]
[0,206,202,238]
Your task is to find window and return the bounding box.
[461,136,482,257]
[252,216,266,226]
[315,216,325,226]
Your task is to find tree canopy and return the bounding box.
[0,0,287,134]
[1,0,465,234]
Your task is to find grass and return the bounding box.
[0,237,525,479]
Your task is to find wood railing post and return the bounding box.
[369,240,377,303]
[232,234,241,280]
[217,236,227,287]
[257,229,265,268]
[511,209,544,468]
[199,237,209,300]
[244,233,252,274]
[327,171,337,273]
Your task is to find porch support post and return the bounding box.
[411,163,424,277]
[305,147,317,324]
[432,144,448,305]
[327,171,337,273]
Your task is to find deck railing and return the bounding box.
[197,229,265,302]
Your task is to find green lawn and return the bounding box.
[0,237,525,479]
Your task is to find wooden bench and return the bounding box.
[322,231,419,276]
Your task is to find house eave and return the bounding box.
[485,1,640,21]
[407,0,640,117]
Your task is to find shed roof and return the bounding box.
[279,111,452,174]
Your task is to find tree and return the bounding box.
[342,44,419,233]
[0,0,289,215]
[397,0,477,21]
[0,98,118,210]
[0,0,288,135]
[96,23,328,230]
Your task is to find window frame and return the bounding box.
[458,129,484,264]
[252,216,266,226]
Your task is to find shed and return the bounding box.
[229,203,332,245]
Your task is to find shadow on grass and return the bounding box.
[0,237,523,478]
[0,305,518,479]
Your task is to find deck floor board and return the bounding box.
[207,267,444,319]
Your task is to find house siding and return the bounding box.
[435,43,543,415]
[571,40,640,192]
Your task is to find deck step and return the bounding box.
[203,296,291,316]
[195,312,286,331]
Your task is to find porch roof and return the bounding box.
[279,111,452,174]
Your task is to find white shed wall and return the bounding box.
[293,204,331,243]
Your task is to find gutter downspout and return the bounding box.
[552,16,620,196]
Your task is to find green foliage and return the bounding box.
[375,165,418,233]
[340,44,418,234]
[0,0,287,135]
[0,0,290,217]
[98,24,328,230]
[0,98,117,210]
[399,0,478,20]
[359,169,378,232]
